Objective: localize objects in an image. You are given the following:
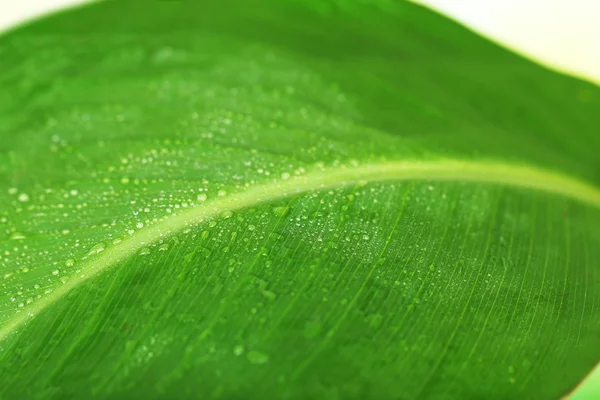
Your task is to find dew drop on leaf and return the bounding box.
[262,290,277,301]
[246,350,269,365]
[272,206,290,218]
[9,232,26,240]
[233,345,245,356]
[158,244,170,252]
[87,242,107,256]
[367,314,383,330]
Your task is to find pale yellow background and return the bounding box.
[414,0,600,85]
[0,0,599,398]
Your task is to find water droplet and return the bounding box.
[268,232,283,241]
[201,230,210,240]
[17,193,30,202]
[87,242,106,256]
[262,290,277,301]
[197,194,207,202]
[222,211,233,219]
[246,350,269,365]
[120,177,130,184]
[233,345,245,356]
[272,206,289,218]
[218,190,227,197]
[158,244,170,252]
[9,232,26,240]
[8,187,17,195]
[367,314,383,330]
[65,259,75,267]
[281,172,290,180]
[139,247,151,256]
[250,276,268,290]
[183,251,196,262]
[136,222,144,229]
[248,224,256,231]
[52,270,60,276]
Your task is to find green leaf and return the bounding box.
[1,1,599,399]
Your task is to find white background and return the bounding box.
[0,0,599,84]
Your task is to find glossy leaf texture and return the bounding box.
[1,1,599,399]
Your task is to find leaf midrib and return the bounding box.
[2,158,599,341]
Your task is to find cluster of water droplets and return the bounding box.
[0,42,450,366]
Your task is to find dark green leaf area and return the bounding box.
[2,183,599,399]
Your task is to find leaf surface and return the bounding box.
[0,1,599,399]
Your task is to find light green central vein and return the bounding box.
[2,158,600,341]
